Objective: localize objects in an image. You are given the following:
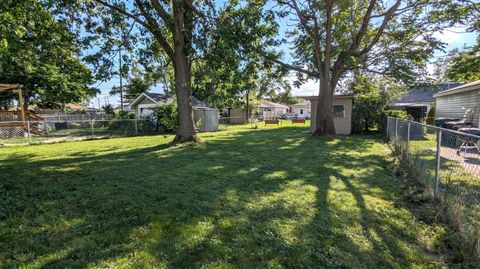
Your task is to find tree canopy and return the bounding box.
[0,0,97,109]
[269,0,441,135]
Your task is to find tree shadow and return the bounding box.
[0,128,454,268]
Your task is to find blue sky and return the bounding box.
[88,9,478,108]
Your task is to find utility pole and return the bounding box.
[119,44,124,111]
[118,22,124,111]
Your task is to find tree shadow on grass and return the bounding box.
[0,128,452,268]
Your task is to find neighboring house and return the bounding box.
[129,92,218,132]
[390,83,463,121]
[290,100,311,119]
[259,100,290,119]
[308,95,353,135]
[114,103,132,113]
[129,92,210,118]
[433,79,480,127]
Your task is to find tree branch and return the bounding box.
[271,58,319,78]
[150,0,174,30]
[134,0,175,59]
[358,0,401,55]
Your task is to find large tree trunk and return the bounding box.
[313,79,335,136]
[173,54,197,143]
[172,2,197,143]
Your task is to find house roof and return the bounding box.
[259,100,289,109]
[305,95,353,100]
[130,92,210,108]
[433,80,480,98]
[67,103,97,111]
[290,100,310,108]
[392,83,464,105]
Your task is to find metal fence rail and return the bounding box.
[385,117,480,259]
[0,119,158,146]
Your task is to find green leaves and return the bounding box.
[446,46,480,82]
[0,0,97,108]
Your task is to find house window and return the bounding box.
[333,105,345,118]
[300,109,304,114]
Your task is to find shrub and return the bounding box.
[383,109,408,119]
[114,111,135,120]
[151,103,178,133]
[426,103,435,125]
[107,119,135,133]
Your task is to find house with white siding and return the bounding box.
[290,100,311,119]
[258,100,290,119]
[129,92,210,118]
[433,80,480,127]
[390,83,463,122]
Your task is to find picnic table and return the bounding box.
[456,127,480,156]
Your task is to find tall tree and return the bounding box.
[430,0,480,82]
[272,0,439,135]
[72,0,212,143]
[0,0,97,109]
[193,0,282,112]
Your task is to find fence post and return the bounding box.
[91,119,94,136]
[26,121,31,144]
[394,118,398,141]
[134,119,138,135]
[434,128,442,198]
[406,121,411,161]
[385,117,390,141]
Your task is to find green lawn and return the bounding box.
[0,125,462,268]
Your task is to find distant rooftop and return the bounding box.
[138,92,209,108]
[393,83,464,105]
[433,79,480,98]
[259,100,289,109]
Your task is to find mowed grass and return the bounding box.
[0,125,458,268]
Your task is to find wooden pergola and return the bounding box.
[0,83,26,125]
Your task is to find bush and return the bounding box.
[376,110,409,133]
[107,119,135,133]
[151,103,178,133]
[426,103,435,125]
[383,109,408,119]
[114,111,135,120]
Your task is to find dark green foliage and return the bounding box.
[107,120,135,134]
[447,46,480,82]
[0,0,97,108]
[114,111,135,120]
[151,103,178,133]
[352,75,406,133]
[102,104,115,114]
[426,103,436,125]
[193,1,286,109]
[384,110,409,119]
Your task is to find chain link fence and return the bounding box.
[0,119,158,146]
[385,117,480,260]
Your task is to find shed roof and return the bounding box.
[392,83,463,105]
[433,80,480,98]
[130,92,210,108]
